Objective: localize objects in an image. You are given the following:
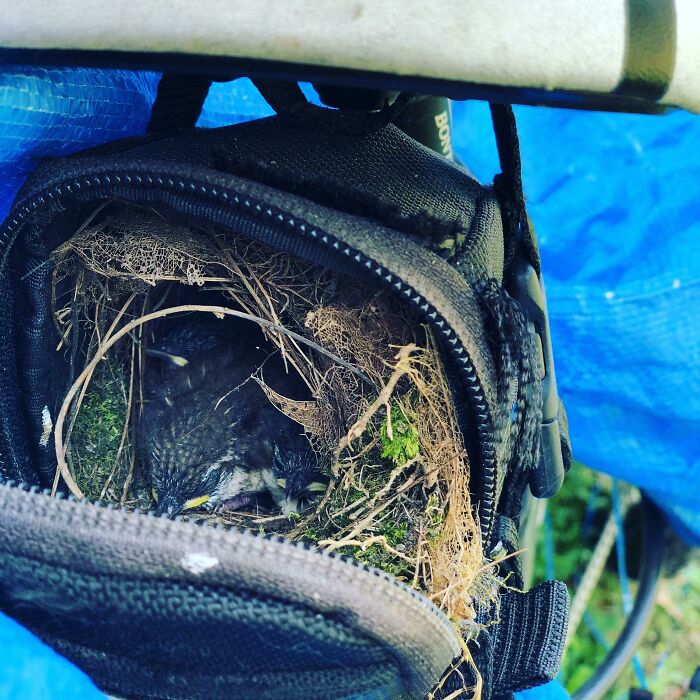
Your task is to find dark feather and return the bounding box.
[141,320,313,515]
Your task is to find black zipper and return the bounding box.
[2,169,499,543]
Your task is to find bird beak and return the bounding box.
[145,348,189,367]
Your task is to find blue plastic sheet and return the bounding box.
[197,77,273,127]
[0,611,103,699]
[516,682,570,700]
[0,67,159,222]
[0,70,698,544]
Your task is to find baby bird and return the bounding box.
[146,314,267,372]
[142,316,328,517]
[142,344,273,516]
[264,435,328,516]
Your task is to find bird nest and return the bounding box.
[50,202,502,642]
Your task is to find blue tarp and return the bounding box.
[0,68,160,223]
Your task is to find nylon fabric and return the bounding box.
[4,559,401,700]
[204,117,504,273]
[1,91,518,686]
[0,611,103,700]
[0,70,569,699]
[0,483,460,699]
[0,116,507,533]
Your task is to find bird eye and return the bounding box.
[304,481,328,494]
[183,495,210,510]
[151,488,159,503]
[276,478,287,488]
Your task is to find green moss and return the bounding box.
[380,402,419,466]
[297,399,425,585]
[71,359,129,502]
[302,528,321,543]
[424,491,444,544]
[352,544,412,581]
[382,521,408,547]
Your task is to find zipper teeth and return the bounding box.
[0,477,454,626]
[3,171,498,540]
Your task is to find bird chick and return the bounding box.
[142,346,275,517]
[146,315,267,371]
[263,436,328,516]
[143,315,328,518]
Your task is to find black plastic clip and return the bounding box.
[507,250,566,499]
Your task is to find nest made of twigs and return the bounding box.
[50,203,503,648]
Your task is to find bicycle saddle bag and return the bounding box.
[0,82,571,700]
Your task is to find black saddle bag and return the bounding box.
[0,82,570,700]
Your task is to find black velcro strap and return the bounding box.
[252,79,414,135]
[491,580,570,694]
[489,104,541,276]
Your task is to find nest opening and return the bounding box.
[50,201,502,631]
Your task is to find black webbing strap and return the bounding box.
[489,104,541,275]
[147,73,213,137]
[495,580,569,694]
[252,79,414,135]
[490,514,524,588]
[473,580,570,697]
[490,105,569,503]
